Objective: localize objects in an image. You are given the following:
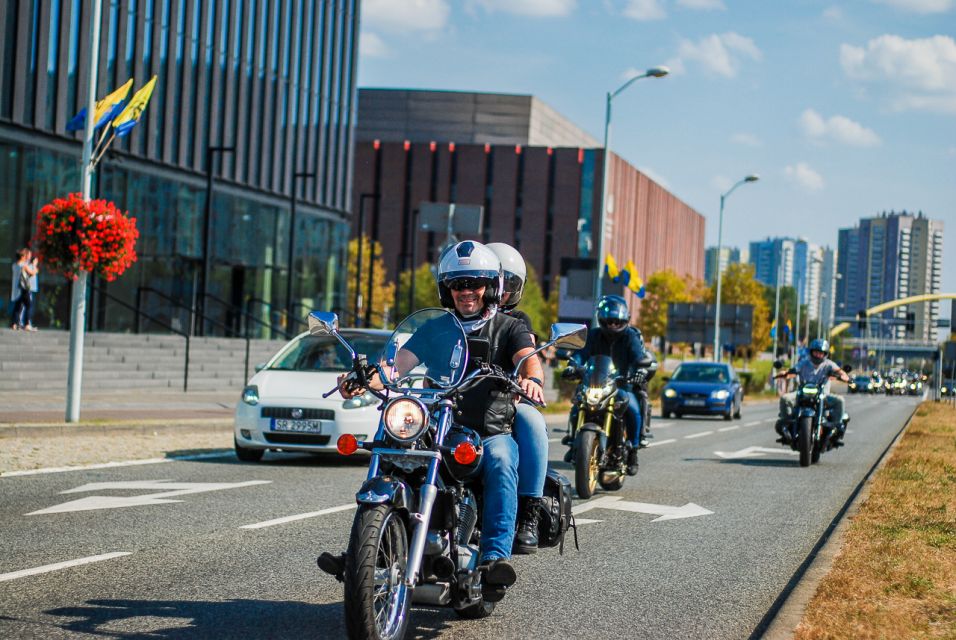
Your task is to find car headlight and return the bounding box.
[909,384,916,390]
[711,389,730,400]
[663,388,677,398]
[942,386,948,393]
[343,391,378,410]
[382,397,428,443]
[586,382,615,406]
[241,385,259,406]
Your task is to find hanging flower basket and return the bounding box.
[33,192,139,281]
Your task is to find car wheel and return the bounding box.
[662,411,672,419]
[733,402,742,420]
[674,413,682,419]
[235,437,264,462]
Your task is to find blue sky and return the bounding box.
[356,0,956,310]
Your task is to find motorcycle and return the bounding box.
[564,354,656,499]
[774,361,852,468]
[311,308,586,640]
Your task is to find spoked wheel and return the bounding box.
[798,417,812,468]
[574,429,600,499]
[344,504,411,640]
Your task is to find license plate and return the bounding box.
[684,399,706,407]
[271,419,323,433]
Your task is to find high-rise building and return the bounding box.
[749,236,833,322]
[749,237,795,288]
[837,211,945,341]
[704,246,742,285]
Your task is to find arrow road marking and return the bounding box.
[27,479,271,515]
[714,446,799,460]
[572,496,713,523]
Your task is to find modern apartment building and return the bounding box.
[750,236,835,323]
[704,246,745,285]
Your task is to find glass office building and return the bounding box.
[1,0,358,336]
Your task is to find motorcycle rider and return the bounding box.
[487,242,548,555]
[775,338,850,443]
[563,294,650,475]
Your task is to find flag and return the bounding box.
[637,285,646,299]
[66,78,134,131]
[604,253,620,280]
[770,320,777,338]
[112,76,158,137]
[623,260,643,294]
[784,320,793,340]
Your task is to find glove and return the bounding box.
[561,366,579,381]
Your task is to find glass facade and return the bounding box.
[0,0,358,336]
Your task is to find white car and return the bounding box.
[233,329,393,462]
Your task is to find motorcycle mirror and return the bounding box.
[773,359,784,369]
[308,311,339,336]
[549,323,588,350]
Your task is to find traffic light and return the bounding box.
[857,310,866,331]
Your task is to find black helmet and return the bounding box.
[808,338,830,365]
[597,295,629,337]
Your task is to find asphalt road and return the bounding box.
[0,395,918,639]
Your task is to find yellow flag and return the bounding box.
[605,254,620,279]
[66,78,133,130]
[112,76,158,136]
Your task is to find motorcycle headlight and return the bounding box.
[241,385,259,406]
[663,388,677,398]
[909,384,916,390]
[382,398,428,443]
[343,391,378,410]
[711,389,730,400]
[586,382,615,406]
[801,386,820,395]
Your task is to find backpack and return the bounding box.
[537,468,578,553]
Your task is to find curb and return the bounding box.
[753,403,920,640]
[0,419,233,439]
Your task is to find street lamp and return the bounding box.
[200,145,235,336]
[713,174,759,362]
[286,170,316,332]
[592,65,669,321]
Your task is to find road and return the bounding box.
[0,395,918,639]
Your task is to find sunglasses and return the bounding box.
[447,278,490,292]
[605,319,627,327]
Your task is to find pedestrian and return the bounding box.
[11,248,38,331]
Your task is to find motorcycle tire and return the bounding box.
[455,599,496,619]
[344,504,411,640]
[811,436,822,464]
[575,429,600,499]
[798,417,812,468]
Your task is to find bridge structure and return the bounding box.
[829,293,955,339]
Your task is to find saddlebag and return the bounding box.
[538,468,578,553]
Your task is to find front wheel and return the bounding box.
[344,504,411,640]
[574,429,600,499]
[798,417,812,468]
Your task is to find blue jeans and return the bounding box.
[513,403,548,498]
[624,390,643,447]
[479,433,518,562]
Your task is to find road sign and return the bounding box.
[667,303,754,345]
[418,202,483,235]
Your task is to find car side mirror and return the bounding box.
[308,311,339,336]
[254,362,267,373]
[661,376,670,382]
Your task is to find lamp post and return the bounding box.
[713,174,759,361]
[592,65,669,321]
[286,170,316,331]
[199,145,235,336]
[354,193,380,327]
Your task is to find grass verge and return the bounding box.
[794,402,956,639]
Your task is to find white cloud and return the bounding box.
[469,0,576,16]
[677,0,726,9]
[841,34,956,115]
[674,32,762,78]
[784,162,825,191]
[730,132,763,147]
[362,0,451,33]
[798,109,882,147]
[872,0,953,13]
[822,5,843,20]
[359,32,390,58]
[623,0,667,21]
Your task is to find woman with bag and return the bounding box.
[11,248,38,331]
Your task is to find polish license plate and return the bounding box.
[271,419,323,433]
[684,399,706,407]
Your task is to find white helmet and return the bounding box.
[486,243,527,311]
[435,241,503,309]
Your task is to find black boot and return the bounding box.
[480,559,517,603]
[513,497,542,555]
[626,446,639,476]
[317,551,346,582]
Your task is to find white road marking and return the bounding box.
[547,438,562,443]
[240,504,357,529]
[572,495,713,522]
[1,452,233,477]
[718,426,740,432]
[646,438,676,447]
[684,431,713,439]
[744,421,763,427]
[714,446,799,459]
[0,552,132,582]
[653,422,673,428]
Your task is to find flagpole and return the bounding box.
[66,0,103,423]
[794,275,801,362]
[772,261,781,360]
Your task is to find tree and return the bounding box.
[395,262,440,321]
[708,263,771,354]
[346,235,395,328]
[516,265,555,339]
[638,269,692,340]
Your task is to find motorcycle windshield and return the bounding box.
[585,355,617,388]
[378,308,468,391]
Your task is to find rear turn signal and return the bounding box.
[453,442,477,465]
[337,434,358,456]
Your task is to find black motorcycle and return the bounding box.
[313,308,586,640]
[774,361,852,467]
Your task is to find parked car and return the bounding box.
[660,361,743,420]
[233,329,394,462]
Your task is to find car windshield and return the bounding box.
[854,376,871,384]
[378,308,468,390]
[268,334,389,372]
[671,364,729,383]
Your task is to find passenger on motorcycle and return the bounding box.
[487,242,549,555]
[775,339,850,443]
[563,295,650,475]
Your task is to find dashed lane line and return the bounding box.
[744,421,763,427]
[240,504,357,530]
[646,438,676,447]
[1,452,234,477]
[684,431,714,439]
[718,426,740,432]
[0,552,132,582]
